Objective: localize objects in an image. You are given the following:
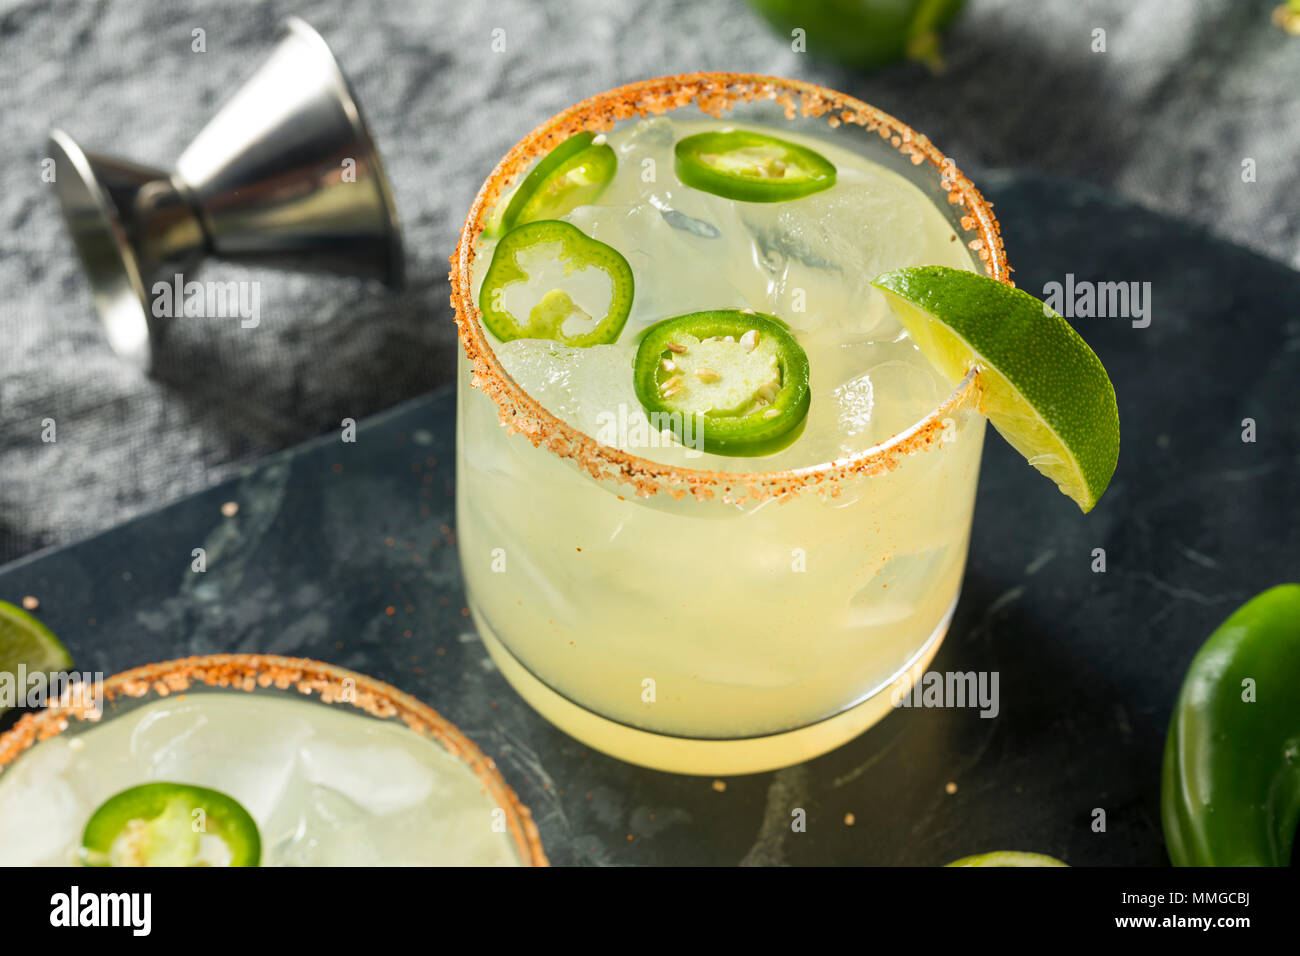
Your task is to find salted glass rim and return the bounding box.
[0,653,548,867]
[449,72,1009,503]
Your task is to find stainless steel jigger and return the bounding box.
[49,16,404,370]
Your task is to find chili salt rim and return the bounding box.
[0,654,548,867]
[449,72,1009,503]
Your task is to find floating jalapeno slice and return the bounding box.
[674,130,836,203]
[501,131,617,232]
[633,310,811,457]
[80,782,261,867]
[479,220,634,347]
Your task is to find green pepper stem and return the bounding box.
[906,0,957,73]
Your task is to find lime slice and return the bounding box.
[872,266,1119,513]
[0,600,73,713]
[945,851,1068,867]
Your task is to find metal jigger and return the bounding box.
[49,16,403,370]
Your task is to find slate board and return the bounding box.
[2,170,1297,866]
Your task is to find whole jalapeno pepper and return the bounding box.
[1162,583,1300,866]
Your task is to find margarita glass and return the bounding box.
[449,74,1008,775]
[0,655,546,866]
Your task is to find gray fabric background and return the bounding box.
[2,0,1297,564]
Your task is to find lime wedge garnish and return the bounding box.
[0,600,73,714]
[945,851,1068,867]
[872,266,1119,513]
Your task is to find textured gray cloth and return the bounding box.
[2,0,1298,563]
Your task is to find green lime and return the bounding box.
[945,852,1068,867]
[0,601,72,713]
[872,266,1120,513]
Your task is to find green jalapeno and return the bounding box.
[674,130,836,203]
[1162,583,1300,866]
[479,220,634,347]
[81,781,261,866]
[747,0,966,73]
[633,310,811,457]
[501,132,617,232]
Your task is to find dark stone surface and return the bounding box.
[1,171,1296,866]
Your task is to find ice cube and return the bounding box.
[651,195,721,239]
[132,697,314,822]
[566,202,755,326]
[0,740,85,865]
[834,371,876,440]
[495,339,634,430]
[740,179,928,337]
[271,785,383,867]
[608,117,678,205]
[298,737,435,816]
[858,357,945,444]
[618,116,676,154]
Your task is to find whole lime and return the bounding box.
[748,0,966,71]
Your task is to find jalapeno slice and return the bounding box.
[674,130,836,203]
[80,782,261,867]
[501,132,617,232]
[633,310,811,456]
[479,220,634,347]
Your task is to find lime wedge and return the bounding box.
[0,600,73,713]
[872,266,1119,512]
[945,852,1068,867]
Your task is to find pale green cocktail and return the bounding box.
[451,76,1008,774]
[0,656,544,865]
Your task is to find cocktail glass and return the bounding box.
[0,654,547,865]
[449,74,1009,775]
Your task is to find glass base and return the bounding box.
[471,598,955,776]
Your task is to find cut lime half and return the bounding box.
[0,600,73,714]
[946,851,1068,867]
[873,266,1119,512]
